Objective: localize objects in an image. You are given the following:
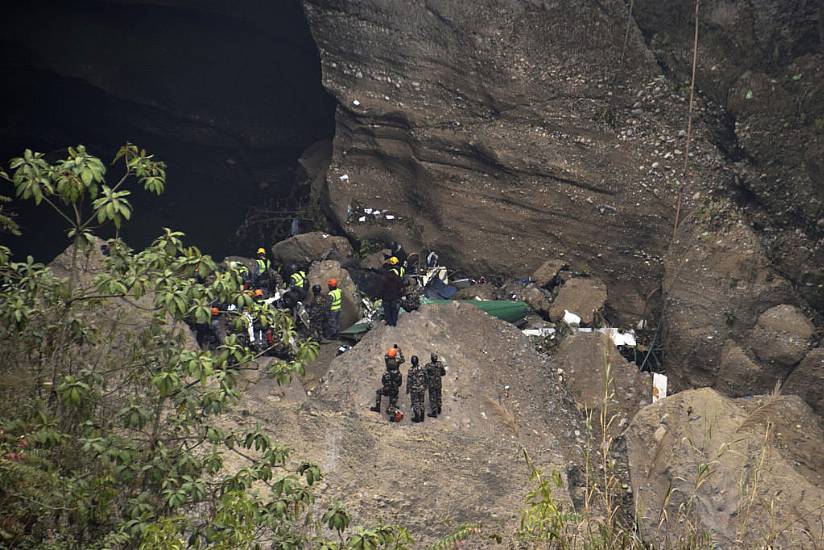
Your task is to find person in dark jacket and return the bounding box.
[377,267,404,326]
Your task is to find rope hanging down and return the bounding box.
[672,0,701,238]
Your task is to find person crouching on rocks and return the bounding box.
[371,347,403,415]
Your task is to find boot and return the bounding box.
[370,406,381,413]
[427,411,437,418]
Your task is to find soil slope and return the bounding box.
[228,303,586,544]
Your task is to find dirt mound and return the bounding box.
[230,302,586,544]
[627,388,824,548]
[270,232,353,265]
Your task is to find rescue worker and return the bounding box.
[306,284,328,341]
[400,279,421,312]
[195,306,220,349]
[228,261,251,289]
[406,355,427,423]
[385,241,407,266]
[425,352,447,417]
[387,256,406,279]
[386,343,405,369]
[378,263,404,326]
[326,278,342,340]
[288,263,307,297]
[253,247,272,288]
[371,347,403,415]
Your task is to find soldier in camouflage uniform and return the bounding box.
[425,352,447,417]
[400,280,421,312]
[406,355,427,422]
[307,284,329,341]
[370,347,404,415]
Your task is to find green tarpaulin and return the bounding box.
[340,300,528,337]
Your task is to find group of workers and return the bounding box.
[192,246,341,353]
[371,345,446,423]
[378,241,421,326]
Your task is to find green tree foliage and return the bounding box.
[0,145,407,549]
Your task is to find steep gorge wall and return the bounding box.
[303,0,821,398]
[304,0,730,322]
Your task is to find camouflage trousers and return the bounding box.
[428,385,442,414]
[375,386,399,411]
[410,389,425,419]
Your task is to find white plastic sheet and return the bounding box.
[522,328,556,337]
[652,373,667,403]
[563,310,582,326]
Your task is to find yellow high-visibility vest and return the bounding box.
[290,271,306,288]
[329,288,342,311]
[391,266,405,278]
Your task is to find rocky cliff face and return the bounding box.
[633,0,824,314]
[303,0,748,323]
[303,0,821,398]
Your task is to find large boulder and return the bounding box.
[749,304,814,367]
[307,260,361,330]
[531,259,567,288]
[549,277,608,325]
[784,348,824,416]
[359,248,391,271]
[662,222,797,391]
[271,232,353,266]
[226,303,586,545]
[627,388,824,548]
[715,340,770,397]
[553,332,650,436]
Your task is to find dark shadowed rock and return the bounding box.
[271,232,353,266]
[783,348,824,416]
[531,259,567,288]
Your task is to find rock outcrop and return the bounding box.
[627,388,824,548]
[271,232,353,266]
[553,332,650,436]
[549,277,608,326]
[784,348,824,417]
[662,222,798,391]
[633,0,824,314]
[302,0,709,322]
[750,304,815,368]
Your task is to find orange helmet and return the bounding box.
[210,307,219,316]
[327,278,338,289]
[386,348,397,358]
[254,289,264,297]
